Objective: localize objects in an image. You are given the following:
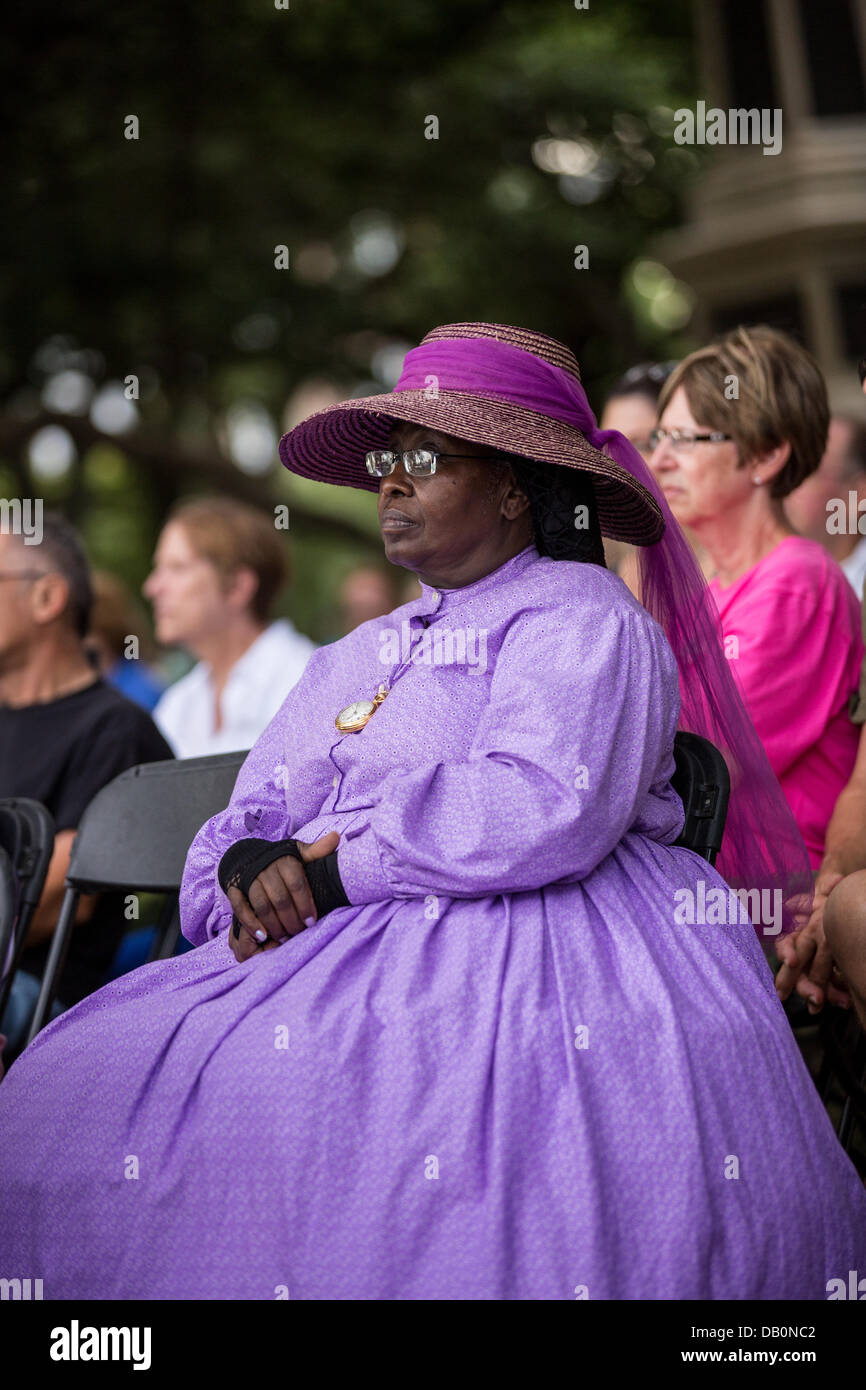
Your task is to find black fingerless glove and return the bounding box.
[217,837,350,917]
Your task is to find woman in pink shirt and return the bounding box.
[649,325,862,869]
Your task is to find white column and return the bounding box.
[765,0,812,123]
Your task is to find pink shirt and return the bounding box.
[709,537,862,868]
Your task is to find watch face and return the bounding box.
[336,699,375,731]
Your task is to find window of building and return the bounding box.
[797,0,866,116]
[710,295,805,343]
[837,283,866,360]
[721,0,780,110]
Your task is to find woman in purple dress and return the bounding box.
[1,322,864,1300]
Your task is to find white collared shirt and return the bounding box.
[153,618,317,759]
[840,536,866,600]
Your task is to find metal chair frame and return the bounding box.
[26,753,245,1045]
[0,798,55,1020]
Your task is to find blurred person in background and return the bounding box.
[650,325,862,871]
[598,361,718,587]
[0,514,172,1058]
[144,497,316,758]
[785,417,866,598]
[600,362,673,581]
[85,569,166,712]
[776,655,866,1027]
[601,362,676,462]
[776,359,866,1024]
[336,563,400,636]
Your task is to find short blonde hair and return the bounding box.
[167,496,288,622]
[657,325,829,499]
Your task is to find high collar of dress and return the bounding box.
[410,544,539,619]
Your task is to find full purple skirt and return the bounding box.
[1,838,864,1300]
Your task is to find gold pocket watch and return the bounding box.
[335,683,389,734]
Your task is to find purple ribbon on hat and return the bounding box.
[394,335,664,509]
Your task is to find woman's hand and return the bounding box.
[775,868,851,1013]
[227,831,340,962]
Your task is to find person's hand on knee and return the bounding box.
[775,869,851,1013]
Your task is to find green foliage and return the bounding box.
[0,0,698,637]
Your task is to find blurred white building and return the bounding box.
[656,0,866,411]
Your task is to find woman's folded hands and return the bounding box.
[218,830,344,962]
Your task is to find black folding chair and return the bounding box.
[670,730,730,865]
[0,799,55,1020]
[0,845,15,970]
[26,751,247,1046]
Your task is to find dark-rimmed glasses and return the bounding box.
[648,428,732,452]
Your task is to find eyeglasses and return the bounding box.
[648,428,732,452]
[366,449,497,478]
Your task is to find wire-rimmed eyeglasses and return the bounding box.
[366,449,498,478]
[648,428,733,452]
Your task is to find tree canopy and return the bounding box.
[1,0,699,638]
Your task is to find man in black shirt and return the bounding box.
[0,513,172,1054]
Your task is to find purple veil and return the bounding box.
[592,417,813,930]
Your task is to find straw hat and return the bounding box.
[279,322,665,545]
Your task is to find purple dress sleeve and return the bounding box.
[179,648,336,945]
[337,601,686,904]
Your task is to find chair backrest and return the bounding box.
[66,752,248,893]
[0,845,14,951]
[0,799,55,910]
[24,754,248,1048]
[0,799,55,1004]
[671,730,730,865]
